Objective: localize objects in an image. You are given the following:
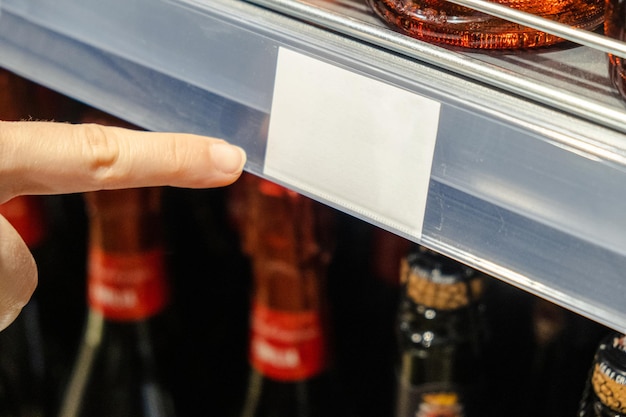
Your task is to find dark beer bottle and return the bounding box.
[578,332,626,417]
[57,187,177,417]
[237,177,339,417]
[395,246,487,417]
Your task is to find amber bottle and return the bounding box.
[237,177,340,417]
[605,0,626,100]
[368,0,604,48]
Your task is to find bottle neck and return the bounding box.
[398,298,483,347]
[248,260,330,383]
[86,188,163,253]
[85,188,169,322]
[242,179,333,383]
[249,299,327,380]
[87,247,169,321]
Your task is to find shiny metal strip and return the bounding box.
[446,0,626,59]
[247,0,626,135]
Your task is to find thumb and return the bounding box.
[0,214,37,331]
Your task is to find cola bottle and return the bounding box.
[237,177,341,417]
[57,187,177,417]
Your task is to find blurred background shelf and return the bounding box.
[1,0,626,332]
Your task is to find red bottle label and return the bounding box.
[249,302,326,381]
[0,196,45,248]
[88,247,168,321]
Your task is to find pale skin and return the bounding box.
[0,120,247,331]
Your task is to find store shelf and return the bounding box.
[1,0,626,331]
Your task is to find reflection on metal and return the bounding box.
[246,0,626,134]
[446,0,626,59]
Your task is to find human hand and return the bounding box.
[0,120,246,330]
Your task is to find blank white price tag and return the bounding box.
[265,47,441,238]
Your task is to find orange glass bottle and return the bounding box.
[367,0,604,48]
[605,0,626,100]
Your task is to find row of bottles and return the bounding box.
[0,69,623,416]
[393,245,626,417]
[1,180,616,417]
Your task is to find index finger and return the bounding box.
[0,120,246,203]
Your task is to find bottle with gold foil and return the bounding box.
[395,246,487,417]
[605,0,626,100]
[577,332,626,417]
[237,177,340,417]
[367,0,603,49]
[58,187,177,417]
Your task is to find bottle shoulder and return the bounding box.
[59,312,177,417]
[240,369,347,417]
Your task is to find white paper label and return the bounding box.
[264,47,440,239]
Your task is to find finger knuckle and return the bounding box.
[80,124,126,186]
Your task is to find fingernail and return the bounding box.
[211,142,246,174]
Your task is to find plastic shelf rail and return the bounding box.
[1,0,626,332]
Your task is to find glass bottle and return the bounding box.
[0,196,47,417]
[58,187,177,417]
[605,0,626,100]
[237,177,340,417]
[0,69,48,417]
[395,245,487,417]
[367,0,604,49]
[578,332,626,417]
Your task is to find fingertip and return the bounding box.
[210,142,247,176]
